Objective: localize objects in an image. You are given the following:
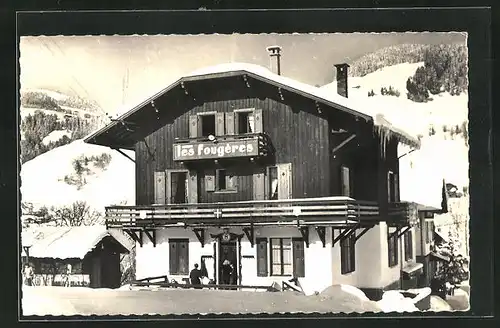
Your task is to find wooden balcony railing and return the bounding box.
[172,133,274,162]
[105,197,382,228]
[388,202,419,227]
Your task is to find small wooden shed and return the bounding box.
[21,225,134,288]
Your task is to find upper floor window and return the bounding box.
[200,114,216,137]
[404,229,413,261]
[236,110,255,134]
[268,166,279,200]
[388,171,399,203]
[215,169,236,192]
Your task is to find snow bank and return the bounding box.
[429,296,453,312]
[377,290,419,312]
[318,285,380,313]
[20,139,135,212]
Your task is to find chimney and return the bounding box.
[334,63,350,98]
[266,45,282,75]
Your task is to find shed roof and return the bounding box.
[21,225,134,259]
[84,62,421,150]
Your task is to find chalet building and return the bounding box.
[22,225,133,288]
[85,46,447,299]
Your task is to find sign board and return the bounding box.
[173,138,259,161]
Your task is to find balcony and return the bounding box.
[173,133,273,162]
[105,197,381,229]
[388,202,419,227]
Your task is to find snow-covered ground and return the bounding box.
[41,129,72,145]
[20,139,135,213]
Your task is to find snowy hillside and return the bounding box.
[20,139,135,213]
[322,62,469,192]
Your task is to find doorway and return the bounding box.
[218,241,238,286]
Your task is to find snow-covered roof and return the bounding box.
[21,225,133,259]
[85,62,421,149]
[188,63,420,147]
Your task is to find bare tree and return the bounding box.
[50,201,103,227]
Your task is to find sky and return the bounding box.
[19,33,466,116]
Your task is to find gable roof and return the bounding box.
[21,225,134,259]
[84,63,421,150]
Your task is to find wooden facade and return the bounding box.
[23,236,125,289]
[133,77,399,210]
[85,63,440,296]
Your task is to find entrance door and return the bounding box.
[218,241,238,285]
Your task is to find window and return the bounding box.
[169,239,189,275]
[404,230,413,261]
[340,166,353,197]
[270,238,293,276]
[236,110,255,134]
[424,220,435,244]
[215,169,236,192]
[340,232,356,274]
[200,114,216,137]
[388,171,400,202]
[268,166,278,200]
[256,238,268,277]
[388,228,399,267]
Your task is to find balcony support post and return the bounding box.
[193,228,206,248]
[315,226,326,247]
[388,226,404,240]
[124,229,143,247]
[396,226,411,239]
[143,229,156,247]
[353,225,373,243]
[331,134,357,155]
[299,226,309,248]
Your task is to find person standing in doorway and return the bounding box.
[221,259,233,286]
[189,263,203,289]
[64,263,72,287]
[24,264,34,286]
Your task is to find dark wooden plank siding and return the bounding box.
[134,76,399,206]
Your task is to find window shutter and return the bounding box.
[341,166,350,197]
[179,241,189,274]
[226,172,236,190]
[205,170,215,192]
[154,171,166,205]
[292,238,305,277]
[256,238,268,276]
[215,112,225,136]
[277,163,292,200]
[225,112,235,135]
[189,115,198,138]
[169,241,178,274]
[253,109,263,133]
[253,167,266,200]
[187,171,198,203]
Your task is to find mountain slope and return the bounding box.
[21,139,135,212]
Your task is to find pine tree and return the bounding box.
[433,230,469,295]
